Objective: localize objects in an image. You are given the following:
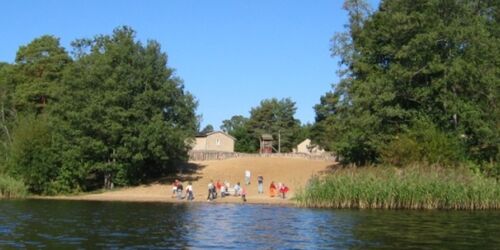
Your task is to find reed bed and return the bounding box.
[295,165,500,210]
[0,174,28,198]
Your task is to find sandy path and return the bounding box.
[45,157,335,205]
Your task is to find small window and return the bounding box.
[216,138,221,145]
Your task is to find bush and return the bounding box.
[381,118,464,167]
[6,115,59,194]
[0,174,28,198]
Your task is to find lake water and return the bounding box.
[0,200,499,249]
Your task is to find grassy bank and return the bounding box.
[0,174,28,198]
[295,165,500,210]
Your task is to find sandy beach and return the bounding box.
[42,157,336,205]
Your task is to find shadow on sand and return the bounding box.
[152,162,207,185]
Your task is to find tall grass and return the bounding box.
[0,174,28,198]
[295,165,500,210]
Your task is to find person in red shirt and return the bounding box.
[216,180,222,191]
[279,184,289,199]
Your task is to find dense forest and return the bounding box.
[0,27,198,194]
[309,0,499,176]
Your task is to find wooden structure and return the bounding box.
[260,134,274,154]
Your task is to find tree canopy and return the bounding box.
[200,124,214,135]
[221,115,256,153]
[13,35,72,114]
[221,98,305,153]
[313,0,499,170]
[0,27,198,194]
[246,98,302,153]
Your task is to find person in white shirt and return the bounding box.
[220,183,227,198]
[233,182,241,196]
[245,170,251,185]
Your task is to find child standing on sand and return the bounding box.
[257,175,264,194]
[186,182,194,201]
[279,184,289,199]
[245,170,251,185]
[171,179,179,198]
[269,181,277,197]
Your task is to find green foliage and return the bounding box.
[247,98,302,152]
[314,0,499,167]
[381,117,464,167]
[221,98,303,153]
[0,63,17,162]
[6,115,58,194]
[200,124,214,134]
[221,115,247,135]
[0,26,198,194]
[0,174,27,198]
[54,26,198,187]
[295,165,500,209]
[221,115,257,153]
[13,35,71,114]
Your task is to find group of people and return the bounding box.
[207,180,247,202]
[171,179,194,201]
[269,181,289,199]
[169,169,290,202]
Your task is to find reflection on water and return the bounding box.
[0,200,498,249]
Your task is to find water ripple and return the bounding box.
[0,200,499,249]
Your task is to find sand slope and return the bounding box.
[49,157,335,205]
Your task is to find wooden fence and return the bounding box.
[188,151,337,162]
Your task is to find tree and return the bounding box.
[246,98,301,152]
[0,27,199,193]
[315,0,499,166]
[311,91,340,150]
[6,115,59,194]
[54,26,198,188]
[221,115,247,134]
[0,63,16,170]
[200,124,214,134]
[221,115,256,152]
[12,35,71,114]
[0,64,15,143]
[1,36,73,193]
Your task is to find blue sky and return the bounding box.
[0,0,380,129]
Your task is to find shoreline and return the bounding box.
[23,157,335,208]
[28,193,296,206]
[23,194,500,210]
